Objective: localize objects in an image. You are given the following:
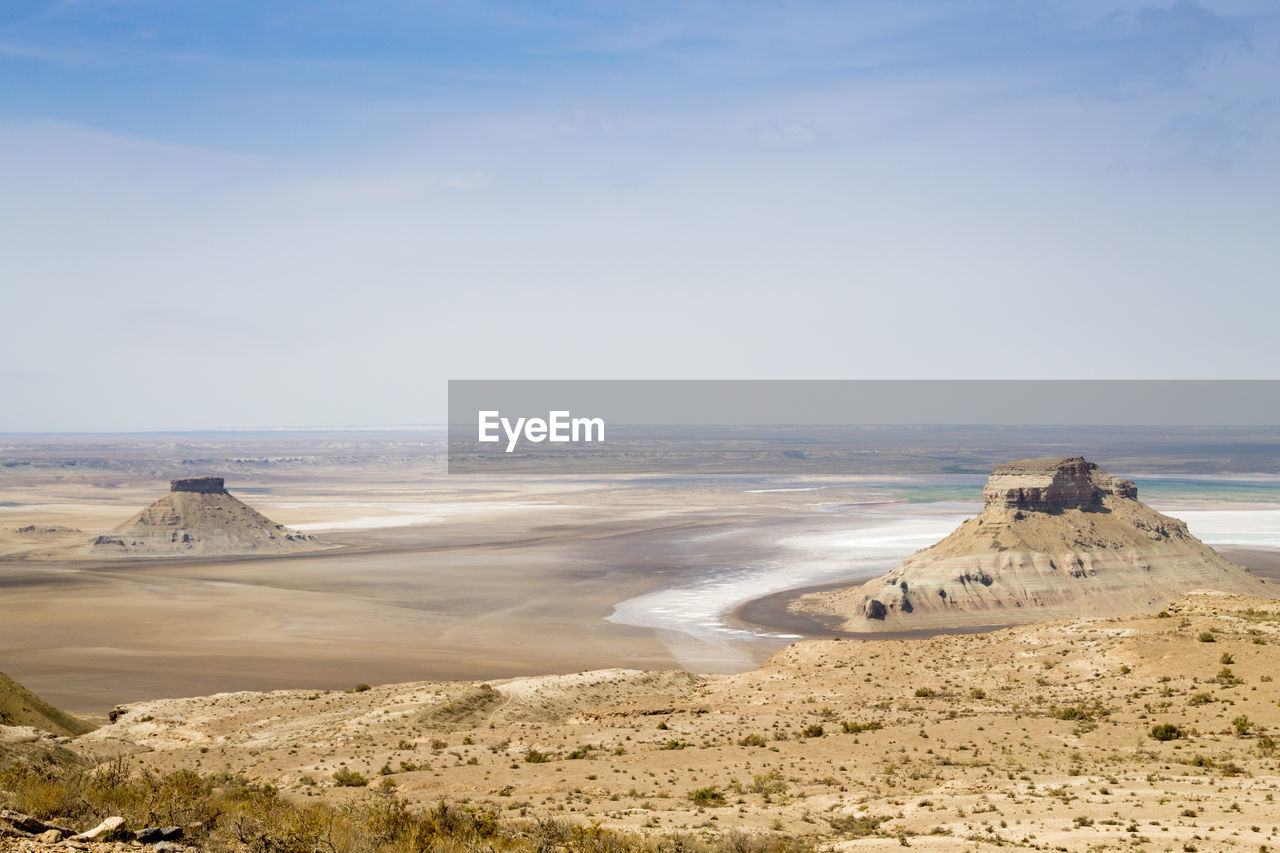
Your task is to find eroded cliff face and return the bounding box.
[792,457,1273,632]
[982,456,1136,512]
[169,477,226,495]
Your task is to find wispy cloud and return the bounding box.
[0,38,85,63]
[1089,1,1252,92]
[751,120,819,152]
[1157,98,1279,171]
[2,2,1279,429]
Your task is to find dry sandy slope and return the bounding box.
[77,592,1280,851]
[0,672,93,737]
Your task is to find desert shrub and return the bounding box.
[136,767,218,828]
[1232,715,1253,735]
[738,733,767,747]
[524,749,550,764]
[914,687,937,698]
[826,812,887,836]
[5,758,714,853]
[802,724,825,738]
[1219,652,1234,665]
[331,768,368,787]
[348,683,371,693]
[352,793,414,847]
[689,785,725,806]
[565,745,593,760]
[230,786,335,853]
[1198,631,1216,643]
[842,720,883,734]
[969,687,986,699]
[0,757,222,834]
[1216,667,1243,686]
[1150,723,1184,742]
[1188,692,1214,706]
[749,771,787,797]
[0,761,85,820]
[660,740,686,750]
[715,829,812,853]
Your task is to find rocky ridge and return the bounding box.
[0,672,93,738]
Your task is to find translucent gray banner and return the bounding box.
[447,380,1280,474]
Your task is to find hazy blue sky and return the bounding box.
[2,1,1277,430]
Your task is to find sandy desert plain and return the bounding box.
[3,427,1280,851]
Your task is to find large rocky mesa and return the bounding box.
[791,456,1274,632]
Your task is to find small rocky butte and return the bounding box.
[793,456,1273,631]
[88,477,326,557]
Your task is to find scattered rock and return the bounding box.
[136,825,184,843]
[72,815,126,841]
[1,808,47,833]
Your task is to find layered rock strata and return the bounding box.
[792,457,1272,631]
[87,477,325,557]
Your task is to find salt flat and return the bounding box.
[3,431,1279,720]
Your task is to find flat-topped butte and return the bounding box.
[792,456,1274,631]
[85,476,326,557]
[983,455,1137,511]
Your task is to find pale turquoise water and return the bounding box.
[886,478,1280,504]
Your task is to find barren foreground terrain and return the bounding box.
[59,592,1279,851]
